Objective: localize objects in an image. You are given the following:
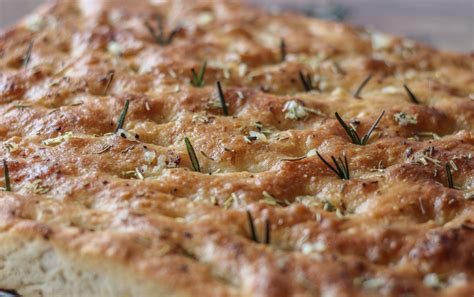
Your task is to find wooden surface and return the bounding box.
[0,0,473,52]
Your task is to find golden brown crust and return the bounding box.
[0,0,473,296]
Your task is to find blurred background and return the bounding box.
[0,0,472,52]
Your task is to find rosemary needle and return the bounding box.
[246,211,271,244]
[3,159,11,192]
[299,70,314,92]
[103,70,115,95]
[184,137,201,172]
[22,41,33,68]
[403,84,420,104]
[445,163,454,189]
[115,100,130,133]
[280,38,287,62]
[361,111,385,145]
[246,210,258,242]
[216,81,229,116]
[263,218,271,244]
[353,74,372,99]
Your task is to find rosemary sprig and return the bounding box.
[145,15,179,46]
[335,111,385,145]
[403,84,420,104]
[299,70,316,92]
[2,159,11,191]
[115,100,130,133]
[280,38,287,62]
[246,211,271,244]
[353,74,373,99]
[445,163,454,189]
[216,81,229,116]
[22,41,33,68]
[191,61,207,87]
[316,151,350,180]
[103,70,115,95]
[184,137,201,172]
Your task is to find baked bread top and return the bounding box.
[0,0,473,296]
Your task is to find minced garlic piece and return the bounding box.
[151,155,167,174]
[404,69,417,79]
[283,100,308,120]
[331,87,347,97]
[238,63,248,77]
[381,86,399,94]
[244,130,267,143]
[362,278,386,290]
[25,15,44,32]
[423,273,445,290]
[301,240,327,254]
[196,12,214,26]
[250,131,267,142]
[107,41,123,56]
[283,100,324,120]
[464,188,474,200]
[394,112,417,126]
[144,150,156,165]
[306,149,317,157]
[371,32,393,50]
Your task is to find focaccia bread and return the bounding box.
[0,0,473,296]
